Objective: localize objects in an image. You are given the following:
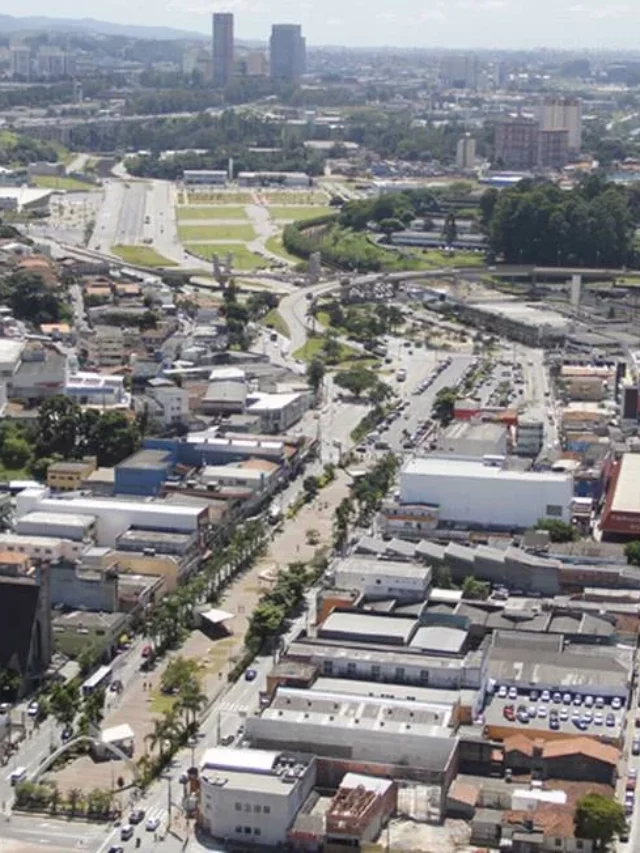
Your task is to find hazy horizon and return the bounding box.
[5,1,640,50]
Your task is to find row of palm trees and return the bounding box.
[14,781,114,819]
[143,519,268,654]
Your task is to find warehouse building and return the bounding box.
[600,453,640,538]
[330,556,432,601]
[399,456,573,528]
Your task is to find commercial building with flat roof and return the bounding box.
[399,456,573,528]
[331,556,432,601]
[600,453,640,537]
[199,747,315,846]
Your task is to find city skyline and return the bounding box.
[5,1,640,49]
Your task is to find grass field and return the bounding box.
[111,244,177,267]
[292,335,361,363]
[32,175,98,192]
[265,234,300,264]
[176,206,248,220]
[263,309,290,338]
[413,249,486,268]
[269,206,333,222]
[184,243,267,270]
[186,191,254,204]
[178,224,255,242]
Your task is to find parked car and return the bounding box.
[633,739,640,756]
[146,817,161,832]
[120,825,134,841]
[27,701,39,718]
[612,697,623,710]
[129,809,145,825]
[245,669,257,682]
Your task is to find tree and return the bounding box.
[161,656,200,696]
[84,411,140,467]
[50,681,79,726]
[333,497,354,551]
[462,576,490,601]
[379,217,405,240]
[322,333,341,363]
[574,793,626,849]
[367,380,393,406]
[67,787,83,816]
[0,272,66,325]
[302,475,320,502]
[1,435,31,469]
[625,540,640,566]
[442,212,458,246]
[334,368,377,399]
[306,356,326,395]
[246,601,285,648]
[534,519,577,543]
[432,386,457,425]
[177,681,207,731]
[37,396,82,458]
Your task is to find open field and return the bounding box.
[265,234,300,263]
[178,223,256,242]
[186,190,254,204]
[269,205,334,222]
[292,335,361,364]
[176,205,248,220]
[111,244,177,267]
[32,174,99,192]
[185,243,268,270]
[264,308,290,337]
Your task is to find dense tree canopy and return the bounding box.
[485,177,636,267]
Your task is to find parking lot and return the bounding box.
[484,686,626,741]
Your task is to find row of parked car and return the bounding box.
[496,684,623,709]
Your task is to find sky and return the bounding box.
[9,0,640,49]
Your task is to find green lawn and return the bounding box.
[176,206,248,220]
[178,224,255,242]
[265,234,300,264]
[292,335,361,364]
[184,243,267,270]
[150,691,179,714]
[409,248,486,269]
[269,206,333,222]
[31,174,98,192]
[262,191,329,205]
[111,244,178,267]
[263,309,290,338]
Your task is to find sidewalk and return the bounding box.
[51,471,351,795]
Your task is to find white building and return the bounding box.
[0,533,86,562]
[65,372,130,409]
[145,378,189,427]
[399,455,573,528]
[246,391,309,433]
[247,687,458,774]
[0,339,24,378]
[456,134,477,171]
[14,488,208,547]
[201,463,276,492]
[332,556,432,601]
[199,748,316,846]
[16,511,96,542]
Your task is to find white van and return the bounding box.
[9,767,27,785]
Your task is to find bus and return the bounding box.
[82,664,113,697]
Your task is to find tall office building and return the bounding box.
[212,12,234,87]
[495,117,568,170]
[539,96,582,153]
[456,134,477,171]
[440,54,479,89]
[9,45,31,79]
[270,24,306,82]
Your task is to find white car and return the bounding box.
[559,709,569,721]
[593,712,603,726]
[612,697,622,710]
[583,695,594,708]
[537,706,547,718]
[497,685,508,698]
[540,690,551,702]
[27,701,39,718]
[508,687,517,700]
[146,817,161,832]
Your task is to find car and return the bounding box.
[630,768,638,779]
[529,689,539,701]
[27,701,39,717]
[573,695,582,707]
[0,703,10,714]
[61,724,73,741]
[594,696,605,708]
[633,739,640,756]
[129,809,145,825]
[549,718,560,730]
[583,695,594,708]
[606,713,615,727]
[620,823,630,843]
[573,719,587,731]
[612,697,623,710]
[146,817,161,832]
[593,713,603,726]
[508,687,517,700]
[559,709,569,722]
[552,692,562,704]
[120,825,134,841]
[108,847,124,853]
[244,669,257,682]
[503,704,514,720]
[537,706,547,718]
[540,690,551,703]
[527,706,537,718]
[141,645,153,658]
[562,693,572,705]
[110,680,123,693]
[582,711,593,723]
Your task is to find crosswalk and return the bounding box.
[143,804,167,829]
